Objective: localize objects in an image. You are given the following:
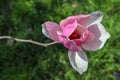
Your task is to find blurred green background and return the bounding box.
[0,0,120,80]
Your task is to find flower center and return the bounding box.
[69,32,81,40]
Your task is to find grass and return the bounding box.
[0,0,120,80]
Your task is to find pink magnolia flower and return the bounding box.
[42,11,110,74]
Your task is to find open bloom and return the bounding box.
[42,11,110,74]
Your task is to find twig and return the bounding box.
[0,36,57,47]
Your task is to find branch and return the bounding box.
[0,36,57,47]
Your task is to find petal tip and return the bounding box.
[42,23,50,38]
[91,11,103,17]
[87,11,103,27]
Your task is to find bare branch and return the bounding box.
[0,36,57,47]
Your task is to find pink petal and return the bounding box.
[68,50,88,74]
[58,34,82,51]
[67,14,90,27]
[86,11,103,27]
[75,24,87,36]
[73,31,88,46]
[82,23,110,51]
[61,20,77,37]
[74,31,95,46]
[42,21,61,42]
[60,14,90,28]
[72,24,95,46]
[85,31,95,42]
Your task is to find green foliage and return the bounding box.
[0,0,120,80]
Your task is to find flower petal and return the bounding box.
[42,21,61,42]
[58,34,81,51]
[42,24,50,38]
[68,15,90,27]
[61,20,77,37]
[85,31,95,42]
[82,23,110,51]
[86,11,103,27]
[68,50,88,74]
[74,31,95,46]
[60,14,90,28]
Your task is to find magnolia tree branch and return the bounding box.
[0,36,57,47]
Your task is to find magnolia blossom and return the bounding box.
[42,11,110,74]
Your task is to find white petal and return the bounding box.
[42,24,50,38]
[68,50,88,74]
[98,23,110,48]
[82,23,110,51]
[87,11,103,27]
